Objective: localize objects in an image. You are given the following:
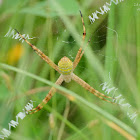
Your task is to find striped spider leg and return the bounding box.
[15,11,115,114]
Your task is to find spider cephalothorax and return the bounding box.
[15,11,115,114]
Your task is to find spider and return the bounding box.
[15,11,115,114]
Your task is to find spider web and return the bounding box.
[0,0,138,139]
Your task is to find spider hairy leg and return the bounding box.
[28,75,63,114]
[14,29,60,72]
[73,10,86,69]
[71,73,115,104]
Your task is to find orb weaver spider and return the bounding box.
[15,11,115,114]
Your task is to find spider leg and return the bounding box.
[28,75,63,114]
[14,29,60,73]
[73,10,86,69]
[71,73,115,104]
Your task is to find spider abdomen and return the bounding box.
[58,56,73,75]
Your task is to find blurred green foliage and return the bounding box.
[0,0,140,139]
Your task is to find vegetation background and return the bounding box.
[0,0,139,139]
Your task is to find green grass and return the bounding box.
[0,0,139,140]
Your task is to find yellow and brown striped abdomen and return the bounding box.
[58,56,73,75]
